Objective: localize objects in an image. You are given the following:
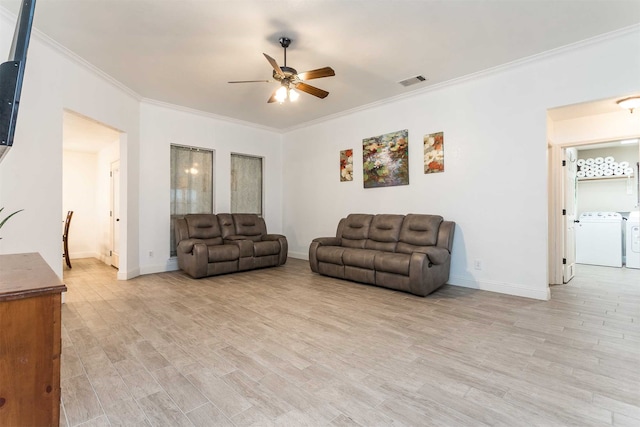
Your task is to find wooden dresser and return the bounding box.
[0,253,67,427]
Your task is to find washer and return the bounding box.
[626,211,640,269]
[575,212,623,267]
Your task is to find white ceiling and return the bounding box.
[2,0,640,131]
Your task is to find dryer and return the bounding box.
[575,212,623,267]
[626,211,640,269]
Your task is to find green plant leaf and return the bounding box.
[0,209,24,229]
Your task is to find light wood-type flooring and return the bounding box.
[59,258,640,426]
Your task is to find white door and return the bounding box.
[110,160,120,269]
[562,148,578,283]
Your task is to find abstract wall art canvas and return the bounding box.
[424,131,444,174]
[340,149,353,181]
[362,129,409,188]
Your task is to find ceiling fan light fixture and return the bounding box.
[617,96,640,113]
[275,86,287,103]
[289,88,300,102]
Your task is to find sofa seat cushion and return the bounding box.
[342,248,378,269]
[254,240,280,257]
[316,246,344,265]
[208,244,240,262]
[374,252,410,276]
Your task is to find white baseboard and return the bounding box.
[289,251,308,260]
[118,268,139,280]
[70,251,99,259]
[448,275,550,300]
[139,258,180,275]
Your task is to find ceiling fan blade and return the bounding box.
[228,80,270,84]
[267,88,279,103]
[295,82,329,99]
[297,67,335,81]
[263,53,285,78]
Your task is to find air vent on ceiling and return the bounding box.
[398,75,427,87]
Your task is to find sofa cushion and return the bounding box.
[365,214,404,251]
[340,214,373,248]
[254,240,280,257]
[342,248,378,269]
[207,244,239,262]
[185,214,223,241]
[397,214,443,251]
[233,214,267,241]
[374,252,410,276]
[316,246,344,265]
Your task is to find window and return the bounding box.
[170,145,213,256]
[231,154,263,216]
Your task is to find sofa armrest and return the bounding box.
[312,237,342,246]
[176,239,208,278]
[408,248,452,296]
[177,238,204,254]
[262,234,288,265]
[309,237,342,273]
[413,246,450,266]
[262,233,285,241]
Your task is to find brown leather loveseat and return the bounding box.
[309,214,455,296]
[174,213,287,278]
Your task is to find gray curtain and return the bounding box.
[170,145,213,256]
[231,154,262,215]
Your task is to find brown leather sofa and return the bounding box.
[174,213,287,278]
[309,214,455,296]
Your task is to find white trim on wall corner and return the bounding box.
[118,268,140,281]
[448,275,550,301]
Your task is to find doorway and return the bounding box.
[62,110,122,272]
[559,141,639,283]
[548,95,640,288]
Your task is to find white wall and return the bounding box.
[282,28,640,300]
[576,146,639,215]
[62,150,99,258]
[0,10,140,279]
[137,102,283,275]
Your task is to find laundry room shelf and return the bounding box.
[578,173,634,182]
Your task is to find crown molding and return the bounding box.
[283,24,640,133]
[2,6,638,135]
[140,98,282,134]
[1,5,142,102]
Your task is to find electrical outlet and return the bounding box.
[474,259,483,270]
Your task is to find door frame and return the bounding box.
[110,159,120,269]
[549,134,640,285]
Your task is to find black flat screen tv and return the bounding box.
[0,0,36,163]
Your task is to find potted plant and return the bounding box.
[0,207,23,238]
